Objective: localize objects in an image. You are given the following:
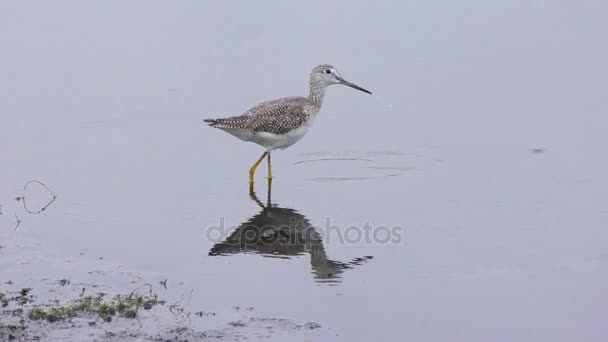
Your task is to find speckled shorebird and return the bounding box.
[204,64,372,183]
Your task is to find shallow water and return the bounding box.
[2,1,608,341]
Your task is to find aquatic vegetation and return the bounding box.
[0,322,26,341]
[27,291,161,323]
[0,292,8,307]
[0,289,33,341]
[0,285,165,340]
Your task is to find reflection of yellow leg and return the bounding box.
[267,152,272,180]
[249,151,268,183]
[249,182,263,208]
[267,176,272,205]
[248,177,272,209]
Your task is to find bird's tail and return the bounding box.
[203,118,218,127]
[204,117,247,130]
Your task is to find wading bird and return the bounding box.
[204,64,371,183]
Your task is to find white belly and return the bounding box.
[224,126,309,151]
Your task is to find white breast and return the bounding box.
[224,125,310,151]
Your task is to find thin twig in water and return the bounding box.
[13,213,21,231]
[20,180,57,214]
[128,283,154,299]
[185,289,194,307]
[168,289,194,324]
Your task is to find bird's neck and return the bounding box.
[308,82,326,109]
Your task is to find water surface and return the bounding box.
[1,1,607,341]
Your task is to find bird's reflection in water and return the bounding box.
[209,182,372,284]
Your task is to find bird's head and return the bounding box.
[310,64,372,94]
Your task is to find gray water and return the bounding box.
[1,1,607,341]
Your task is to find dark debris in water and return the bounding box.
[146,318,322,342]
[228,320,247,328]
[195,310,216,317]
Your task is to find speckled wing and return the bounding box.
[205,97,310,135]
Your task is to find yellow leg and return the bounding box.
[267,152,272,180]
[249,151,268,183]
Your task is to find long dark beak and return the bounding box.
[337,76,372,94]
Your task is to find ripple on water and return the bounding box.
[295,150,416,183]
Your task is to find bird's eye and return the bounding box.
[324,69,332,74]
